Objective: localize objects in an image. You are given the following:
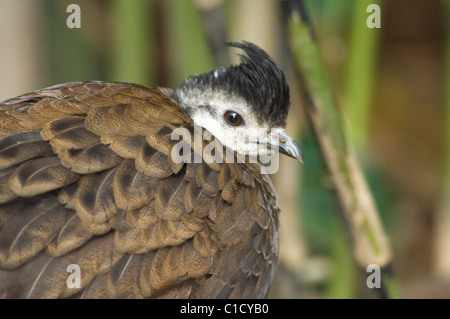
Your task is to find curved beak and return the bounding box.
[248,128,304,164]
[276,129,304,163]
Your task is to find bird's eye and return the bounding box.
[224,111,244,127]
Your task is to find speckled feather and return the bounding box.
[0,81,280,298]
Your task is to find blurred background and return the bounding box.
[0,0,448,298]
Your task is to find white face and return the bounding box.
[177,87,278,158]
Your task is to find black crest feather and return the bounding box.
[177,41,291,127]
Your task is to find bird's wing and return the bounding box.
[0,81,279,298]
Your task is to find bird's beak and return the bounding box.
[247,128,304,164]
[272,129,304,163]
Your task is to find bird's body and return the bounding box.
[0,42,301,298]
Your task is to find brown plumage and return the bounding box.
[0,42,303,299]
[0,81,280,298]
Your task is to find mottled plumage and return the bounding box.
[0,42,299,298]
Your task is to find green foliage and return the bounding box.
[164,0,214,86]
[111,0,152,85]
[44,0,101,85]
[344,0,383,149]
[444,0,450,191]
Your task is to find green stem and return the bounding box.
[344,0,383,149]
[444,1,450,191]
[111,0,152,84]
[164,0,214,86]
[435,0,450,277]
[283,0,397,297]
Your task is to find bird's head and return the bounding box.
[173,41,303,164]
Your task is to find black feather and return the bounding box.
[176,41,290,127]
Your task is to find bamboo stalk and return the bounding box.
[444,1,450,198]
[163,0,214,86]
[344,0,383,149]
[282,0,397,297]
[194,0,230,67]
[111,0,152,84]
[434,0,450,277]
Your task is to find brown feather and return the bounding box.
[44,211,93,257]
[74,168,118,233]
[0,197,70,269]
[0,81,281,299]
[112,159,158,211]
[58,143,121,174]
[153,169,188,221]
[108,135,146,159]
[135,142,174,178]
[42,117,100,152]
[8,157,80,197]
[0,131,53,170]
[0,166,19,204]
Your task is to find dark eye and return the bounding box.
[224,111,244,127]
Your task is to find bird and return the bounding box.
[0,41,302,298]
